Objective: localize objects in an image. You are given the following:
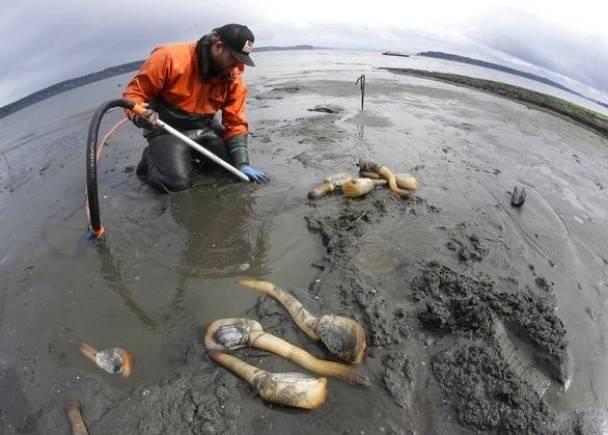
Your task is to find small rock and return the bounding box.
[511,186,526,207]
[308,104,344,114]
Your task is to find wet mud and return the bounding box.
[413,262,566,432]
[382,67,608,140]
[2,52,608,434]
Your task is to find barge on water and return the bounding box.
[382,51,410,57]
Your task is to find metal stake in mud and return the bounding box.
[355,74,365,110]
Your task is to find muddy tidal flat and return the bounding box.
[381,67,608,140]
[1,51,608,434]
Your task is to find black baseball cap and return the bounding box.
[216,24,255,67]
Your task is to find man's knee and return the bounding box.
[164,175,192,192]
[193,129,230,162]
[148,168,192,193]
[145,134,194,192]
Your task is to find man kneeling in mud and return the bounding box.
[123,24,268,192]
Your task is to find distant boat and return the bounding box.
[382,51,410,57]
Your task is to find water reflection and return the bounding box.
[97,241,157,329]
[96,174,270,330]
[162,180,271,320]
[169,180,270,279]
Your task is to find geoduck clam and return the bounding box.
[66,400,89,435]
[359,170,418,191]
[205,318,369,386]
[80,342,132,377]
[308,173,353,199]
[342,178,387,198]
[357,158,412,198]
[208,350,328,410]
[238,279,366,364]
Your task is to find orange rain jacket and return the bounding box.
[123,40,248,141]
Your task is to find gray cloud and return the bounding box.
[1,2,607,107]
[0,2,237,106]
[468,7,608,94]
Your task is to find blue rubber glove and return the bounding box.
[240,165,269,183]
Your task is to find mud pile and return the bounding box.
[306,199,413,349]
[412,262,569,385]
[412,262,567,432]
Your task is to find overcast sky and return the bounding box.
[1,0,607,107]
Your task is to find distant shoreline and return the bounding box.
[381,67,608,140]
[253,44,314,52]
[417,51,608,110]
[0,45,316,120]
[0,61,144,120]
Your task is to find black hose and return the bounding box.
[86,99,136,237]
